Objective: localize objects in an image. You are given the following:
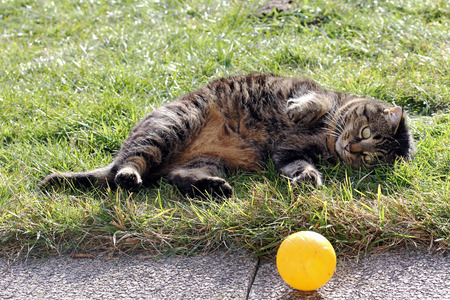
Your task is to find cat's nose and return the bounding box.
[345,142,363,154]
[345,143,351,152]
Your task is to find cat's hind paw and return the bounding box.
[114,167,143,191]
[169,171,233,198]
[192,177,233,198]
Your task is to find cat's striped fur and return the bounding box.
[40,74,414,196]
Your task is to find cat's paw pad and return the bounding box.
[192,177,233,198]
[114,167,143,190]
[292,168,323,187]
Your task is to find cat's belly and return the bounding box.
[167,108,266,172]
[181,111,263,171]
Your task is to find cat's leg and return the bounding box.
[286,92,332,126]
[39,165,115,190]
[167,156,232,197]
[113,139,172,190]
[113,95,208,191]
[272,148,323,187]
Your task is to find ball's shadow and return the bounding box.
[282,289,324,300]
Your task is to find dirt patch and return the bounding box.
[257,0,294,15]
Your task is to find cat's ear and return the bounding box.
[384,106,403,134]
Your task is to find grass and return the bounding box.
[0,0,449,258]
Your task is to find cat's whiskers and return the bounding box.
[324,113,344,132]
[334,115,346,134]
[323,114,343,139]
[322,128,340,138]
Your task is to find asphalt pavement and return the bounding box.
[1,249,449,299]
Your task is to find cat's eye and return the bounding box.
[363,154,373,164]
[361,127,371,139]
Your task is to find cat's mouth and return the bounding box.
[335,138,362,167]
[326,134,354,165]
[335,142,351,164]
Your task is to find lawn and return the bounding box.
[0,0,449,257]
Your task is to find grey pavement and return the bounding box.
[0,249,449,299]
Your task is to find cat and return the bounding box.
[40,74,414,196]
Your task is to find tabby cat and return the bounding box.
[40,74,414,196]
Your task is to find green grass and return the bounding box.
[0,0,449,257]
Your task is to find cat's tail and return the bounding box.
[39,164,116,190]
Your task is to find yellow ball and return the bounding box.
[276,231,336,291]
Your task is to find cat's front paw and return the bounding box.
[114,167,143,190]
[292,168,323,187]
[287,101,320,126]
[286,93,328,126]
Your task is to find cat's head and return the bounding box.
[331,99,414,167]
